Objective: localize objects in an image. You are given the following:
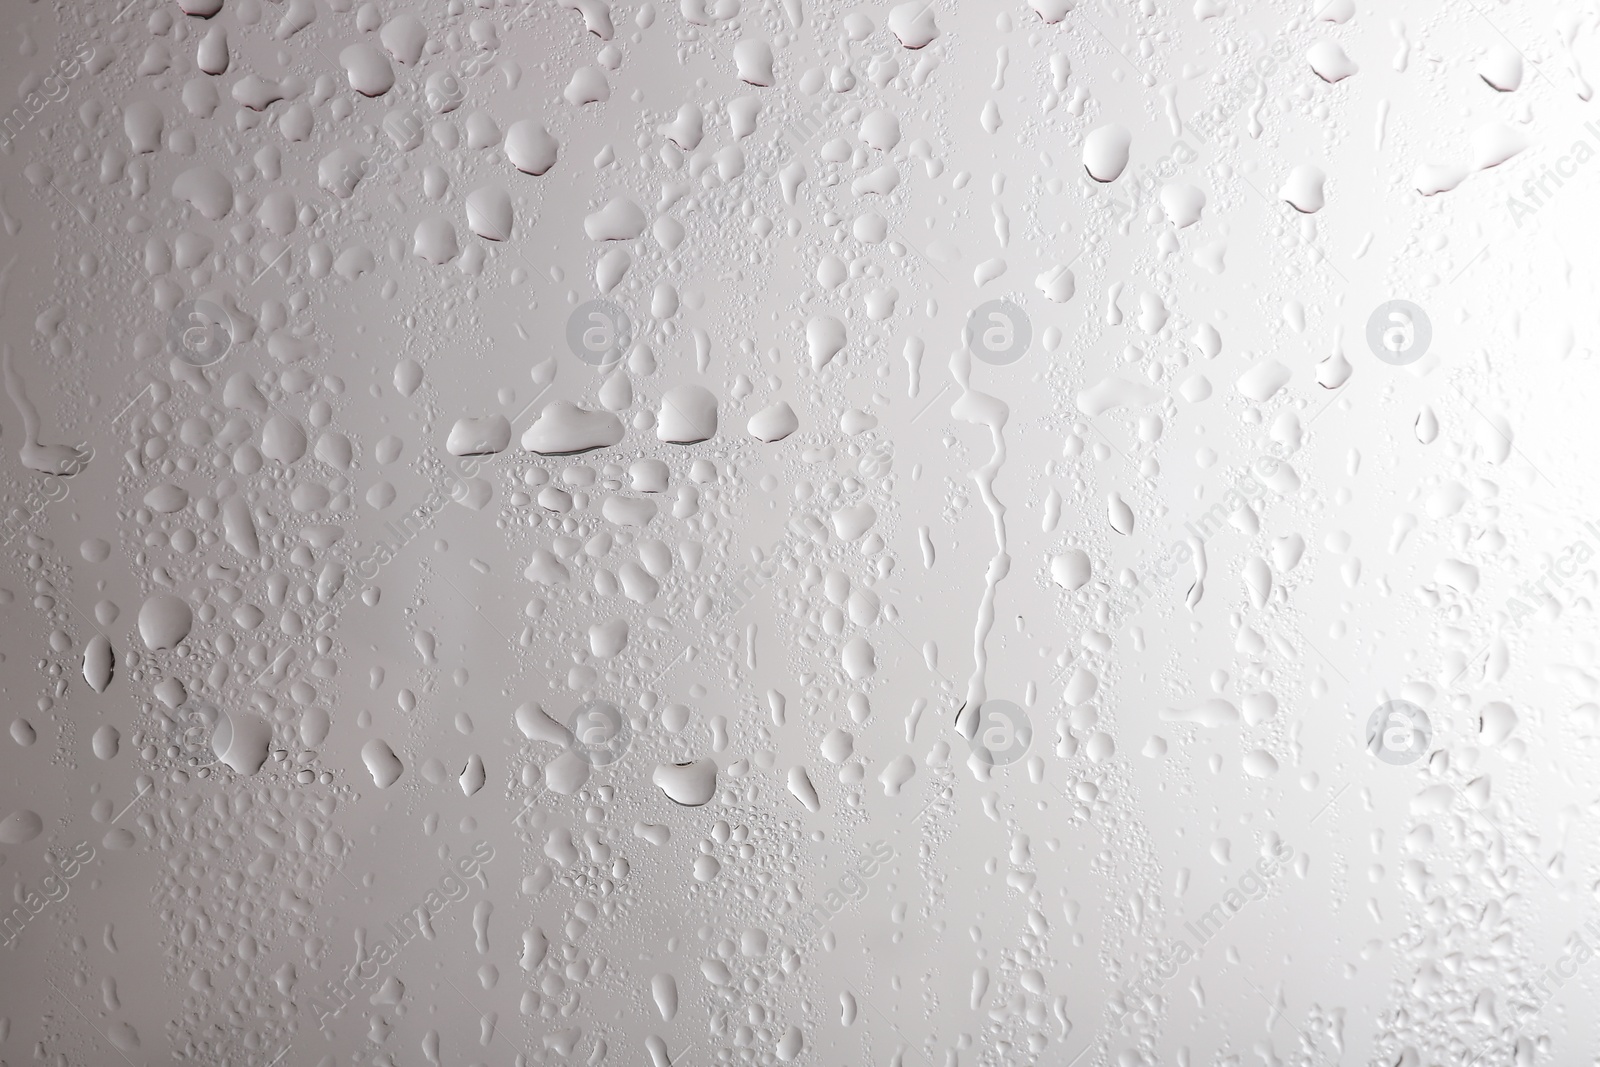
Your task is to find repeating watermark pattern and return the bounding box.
[566,699,631,766]
[1094,28,1298,216]
[1118,442,1297,619]
[787,840,895,949]
[311,841,494,1031]
[363,62,473,184]
[291,126,413,254]
[1366,300,1431,365]
[774,43,898,160]
[0,44,96,151]
[243,58,471,290]
[1108,839,1296,1027]
[1365,700,1431,766]
[1496,522,1600,633]
[1513,920,1600,1026]
[965,699,1032,767]
[713,509,833,621]
[566,300,632,368]
[1,841,95,948]
[0,456,86,549]
[251,444,503,688]
[1039,443,1306,732]
[1098,139,1200,215]
[351,450,494,584]
[8,1,1584,1063]
[779,101,832,158]
[966,299,1032,366]
[1506,121,1600,227]
[1187,31,1298,147]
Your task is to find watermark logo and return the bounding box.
[2,840,95,949]
[566,300,631,368]
[1098,139,1199,215]
[1506,120,1600,227]
[774,46,895,161]
[1082,442,1299,638]
[1496,522,1600,635]
[967,699,1032,767]
[780,105,828,156]
[0,44,95,151]
[857,439,893,480]
[312,842,493,1030]
[167,299,233,366]
[711,510,829,620]
[423,68,468,112]
[1366,300,1431,366]
[1513,919,1600,1026]
[1091,29,1293,217]
[1109,840,1296,1026]
[350,451,491,586]
[0,449,83,548]
[1365,700,1431,766]
[166,698,223,768]
[787,841,895,949]
[966,300,1031,366]
[566,700,631,767]
[1186,31,1296,149]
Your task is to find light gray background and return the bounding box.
[1,0,1595,1065]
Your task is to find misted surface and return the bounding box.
[0,0,1595,1064]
